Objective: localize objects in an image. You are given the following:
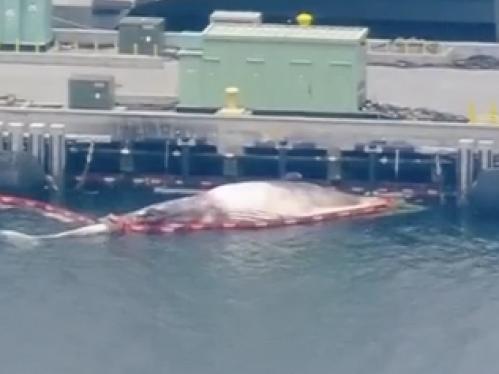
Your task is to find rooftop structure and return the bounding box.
[179,14,368,114]
[203,23,368,43]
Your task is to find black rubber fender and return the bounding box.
[0,151,47,197]
[469,168,499,216]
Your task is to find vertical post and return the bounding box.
[432,152,445,204]
[133,43,138,55]
[458,138,475,206]
[394,149,400,180]
[120,142,134,173]
[15,39,20,53]
[467,102,478,124]
[164,139,170,173]
[8,122,25,153]
[489,103,498,124]
[326,150,341,184]
[178,139,191,180]
[364,143,382,195]
[48,123,66,193]
[153,44,159,56]
[1,127,10,152]
[29,123,46,168]
[223,153,239,180]
[0,121,5,151]
[478,139,494,171]
[277,146,287,179]
[368,152,376,194]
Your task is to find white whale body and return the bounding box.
[128,181,365,224]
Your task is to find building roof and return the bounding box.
[70,73,115,82]
[204,23,368,43]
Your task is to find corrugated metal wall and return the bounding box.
[179,34,366,113]
[178,50,203,106]
[0,0,53,47]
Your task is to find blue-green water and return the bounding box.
[1,205,499,374]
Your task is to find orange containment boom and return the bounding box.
[0,194,399,236]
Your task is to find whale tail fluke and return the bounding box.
[0,223,112,248]
[0,230,41,248]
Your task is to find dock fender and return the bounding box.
[0,152,47,197]
[469,168,499,216]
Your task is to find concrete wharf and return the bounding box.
[2,30,499,204]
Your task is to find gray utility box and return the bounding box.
[118,17,165,55]
[68,74,115,110]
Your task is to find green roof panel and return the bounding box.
[204,23,368,44]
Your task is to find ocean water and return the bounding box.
[1,203,499,374]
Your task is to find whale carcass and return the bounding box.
[0,181,399,242]
[105,181,398,234]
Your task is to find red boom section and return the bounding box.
[0,195,97,226]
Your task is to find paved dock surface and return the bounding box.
[0,58,497,115]
[368,66,499,116]
[2,56,499,151]
[0,61,177,105]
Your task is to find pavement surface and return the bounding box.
[0,60,177,105]
[367,66,499,116]
[0,59,497,115]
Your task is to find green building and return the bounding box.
[178,20,368,114]
[0,0,53,50]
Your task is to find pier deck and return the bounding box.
[2,57,498,115]
[1,56,499,150]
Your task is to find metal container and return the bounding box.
[21,0,53,47]
[0,0,53,49]
[68,74,116,110]
[179,22,368,113]
[0,0,22,45]
[118,16,165,55]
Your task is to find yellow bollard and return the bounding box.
[467,102,478,124]
[489,103,498,124]
[217,87,248,116]
[296,12,314,27]
[224,87,240,110]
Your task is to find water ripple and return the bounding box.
[1,206,499,373]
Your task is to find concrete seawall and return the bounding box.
[1,107,498,151]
